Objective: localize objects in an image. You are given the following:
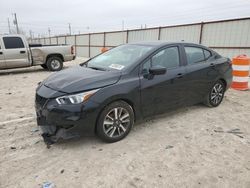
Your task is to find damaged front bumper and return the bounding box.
[39,125,79,145]
[35,85,100,145]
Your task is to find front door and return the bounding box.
[140,46,187,117]
[2,36,29,68]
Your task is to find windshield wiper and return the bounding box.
[88,66,107,71]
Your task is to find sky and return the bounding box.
[0,0,250,37]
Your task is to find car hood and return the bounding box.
[44,66,121,93]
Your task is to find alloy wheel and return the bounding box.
[210,83,224,105]
[103,107,130,138]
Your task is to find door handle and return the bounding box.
[20,51,26,54]
[0,51,3,55]
[210,63,215,67]
[176,73,184,79]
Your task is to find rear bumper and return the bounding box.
[64,54,75,62]
[225,68,233,90]
[226,77,232,90]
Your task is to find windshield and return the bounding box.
[86,44,153,71]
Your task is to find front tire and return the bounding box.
[204,80,225,107]
[97,101,134,143]
[46,56,63,71]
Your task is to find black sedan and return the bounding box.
[35,42,232,144]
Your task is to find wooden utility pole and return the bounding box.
[7,18,11,34]
[13,13,19,34]
[68,23,71,35]
[29,30,32,39]
[122,20,124,31]
[48,27,51,37]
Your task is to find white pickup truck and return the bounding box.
[0,34,75,71]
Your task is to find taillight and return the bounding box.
[71,46,74,55]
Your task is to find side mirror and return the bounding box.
[149,66,166,75]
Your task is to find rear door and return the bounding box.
[183,45,219,104]
[139,45,187,117]
[0,39,6,69]
[2,36,29,68]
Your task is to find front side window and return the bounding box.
[142,59,151,74]
[3,37,25,49]
[142,47,180,75]
[151,47,180,69]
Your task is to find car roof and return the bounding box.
[129,41,208,49]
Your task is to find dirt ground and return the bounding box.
[0,59,249,188]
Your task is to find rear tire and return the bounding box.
[204,80,225,107]
[96,101,134,143]
[46,56,63,71]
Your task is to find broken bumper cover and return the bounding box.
[40,125,78,145]
[36,93,101,143]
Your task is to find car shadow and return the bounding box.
[51,104,208,149]
[137,103,205,124]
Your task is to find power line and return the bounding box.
[1,1,249,36]
[3,1,248,29]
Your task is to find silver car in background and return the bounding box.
[0,34,75,71]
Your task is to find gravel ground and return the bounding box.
[0,59,249,188]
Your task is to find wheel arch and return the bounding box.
[94,97,137,134]
[218,78,227,88]
[46,53,64,63]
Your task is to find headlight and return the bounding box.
[56,89,99,105]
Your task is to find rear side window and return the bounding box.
[3,37,24,49]
[204,49,212,59]
[185,47,205,64]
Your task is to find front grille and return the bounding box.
[36,94,48,108]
